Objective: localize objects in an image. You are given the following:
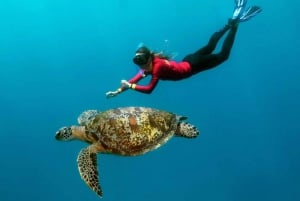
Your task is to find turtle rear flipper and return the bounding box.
[77,145,103,197]
[175,122,199,138]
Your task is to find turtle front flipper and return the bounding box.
[77,145,103,197]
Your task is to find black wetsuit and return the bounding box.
[183,24,238,74]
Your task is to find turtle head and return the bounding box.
[55,126,75,141]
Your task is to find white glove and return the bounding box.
[121,80,132,89]
[105,90,119,98]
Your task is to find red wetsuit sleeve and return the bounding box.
[127,70,158,93]
[118,70,146,92]
[133,76,159,94]
[128,70,145,83]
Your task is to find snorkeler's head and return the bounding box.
[133,46,151,66]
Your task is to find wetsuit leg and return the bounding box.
[195,25,231,55]
[183,25,238,74]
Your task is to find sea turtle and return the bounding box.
[55,106,199,197]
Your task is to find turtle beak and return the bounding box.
[55,130,63,140]
[55,131,61,140]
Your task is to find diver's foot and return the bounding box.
[230,0,262,27]
[227,18,239,28]
[232,0,248,20]
[239,6,262,22]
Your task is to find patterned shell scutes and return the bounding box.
[78,110,100,126]
[84,107,178,156]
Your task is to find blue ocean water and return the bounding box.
[1,0,300,200]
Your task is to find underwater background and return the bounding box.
[0,0,299,201]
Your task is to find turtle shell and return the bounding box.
[82,107,178,156]
[78,110,99,126]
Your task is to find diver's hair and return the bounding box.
[151,51,172,60]
[135,45,173,62]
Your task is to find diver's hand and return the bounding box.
[121,80,132,89]
[105,90,119,98]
